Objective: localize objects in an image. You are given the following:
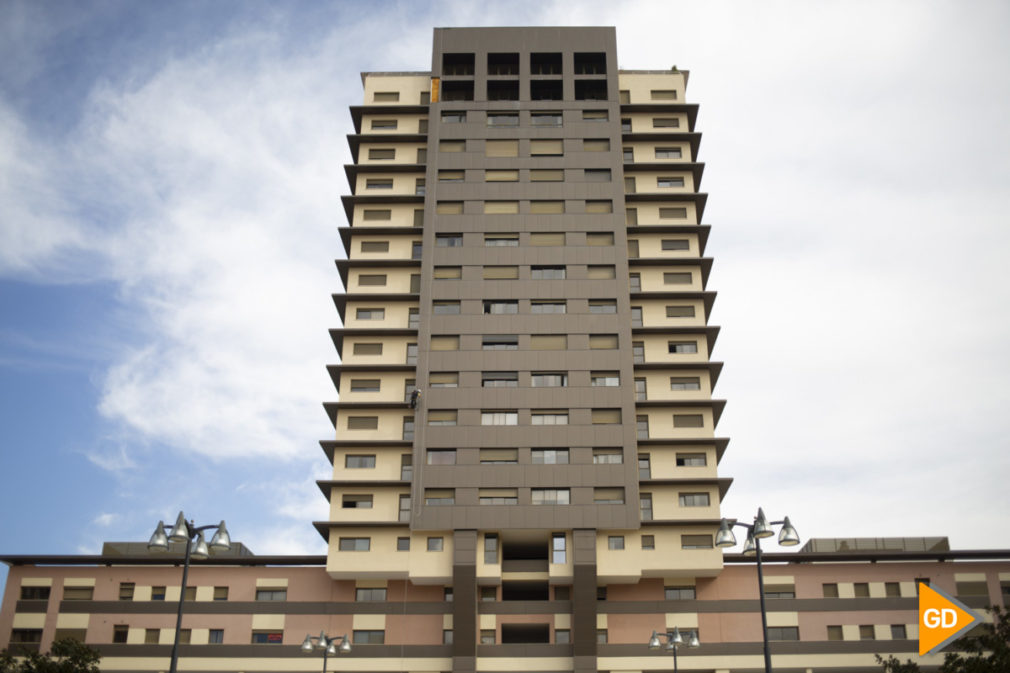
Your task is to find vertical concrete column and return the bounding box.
[572,528,598,673]
[452,529,478,673]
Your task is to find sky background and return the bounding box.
[2,0,1009,595]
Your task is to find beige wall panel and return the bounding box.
[475,657,572,672]
[597,613,608,628]
[340,336,414,364]
[623,111,691,134]
[194,585,214,601]
[766,612,799,627]
[635,299,706,328]
[639,334,709,363]
[646,485,718,520]
[617,73,686,104]
[352,614,386,630]
[637,267,703,293]
[251,614,285,630]
[329,486,407,522]
[349,234,422,260]
[55,613,90,628]
[664,613,699,629]
[338,372,414,402]
[363,74,430,106]
[628,202,699,226]
[599,529,722,580]
[899,580,917,597]
[335,409,411,442]
[349,268,416,294]
[331,448,409,482]
[189,628,209,645]
[20,578,53,586]
[954,572,987,581]
[165,586,181,602]
[629,232,699,258]
[344,301,417,330]
[869,581,886,598]
[624,169,695,193]
[838,582,855,599]
[554,613,571,629]
[134,585,153,601]
[358,143,427,165]
[352,203,422,228]
[639,370,712,402]
[841,624,860,640]
[12,613,46,629]
[361,113,428,134]
[479,614,496,629]
[255,577,289,588]
[326,529,452,582]
[638,408,715,439]
[64,577,96,587]
[443,613,453,629]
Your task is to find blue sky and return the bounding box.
[2,0,1010,596]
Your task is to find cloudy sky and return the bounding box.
[2,0,1009,594]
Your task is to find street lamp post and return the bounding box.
[147,512,232,673]
[648,627,699,673]
[715,508,800,673]
[301,631,351,673]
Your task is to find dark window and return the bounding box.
[112,625,129,643]
[353,630,385,644]
[251,631,283,644]
[768,627,799,641]
[20,586,51,600]
[255,589,287,601]
[355,588,387,601]
[209,629,224,644]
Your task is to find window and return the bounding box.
[20,586,51,600]
[591,409,621,425]
[653,117,681,128]
[584,139,610,152]
[594,487,624,504]
[10,629,43,644]
[530,232,565,246]
[670,377,702,391]
[885,582,901,597]
[352,342,382,356]
[408,308,419,328]
[484,234,519,246]
[480,587,497,601]
[640,494,653,521]
[530,200,564,214]
[667,305,697,319]
[823,583,839,598]
[438,170,464,183]
[347,416,379,430]
[588,299,617,314]
[342,494,374,509]
[183,586,196,601]
[665,586,696,600]
[608,536,625,550]
[533,488,570,505]
[482,335,518,350]
[593,448,622,464]
[439,140,465,153]
[641,535,656,550]
[530,139,563,156]
[859,625,875,641]
[583,110,608,121]
[399,494,411,522]
[597,629,608,644]
[916,578,931,593]
[427,537,444,551]
[63,586,94,600]
[531,372,567,387]
[532,410,568,425]
[827,625,844,640]
[487,112,519,127]
[956,580,989,596]
[651,89,678,100]
[442,629,453,644]
[208,629,224,644]
[669,341,699,354]
[416,147,427,163]
[587,265,616,279]
[152,586,166,600]
[587,334,617,351]
[673,414,705,428]
[891,624,907,639]
[638,454,651,478]
[427,410,457,427]
[486,140,519,157]
[660,207,688,220]
[531,300,566,314]
[425,489,455,505]
[481,448,518,464]
[357,274,387,286]
[586,200,613,214]
[482,371,518,388]
[141,627,160,644]
[430,336,458,351]
[532,449,569,464]
[854,582,871,597]
[552,533,567,563]
[426,450,457,467]
[111,625,129,643]
[664,272,693,285]
[353,630,385,644]
[768,627,799,641]
[432,301,460,315]
[444,587,453,602]
[764,585,796,599]
[436,201,463,214]
[433,266,461,280]
[531,334,567,350]
[585,169,612,182]
[681,534,714,549]
[677,453,707,467]
[587,232,614,246]
[483,265,519,279]
[679,492,710,507]
[484,300,518,314]
[531,112,563,127]
[479,488,518,505]
[373,91,399,102]
[530,169,564,181]
[367,148,395,160]
[485,169,519,182]
[621,117,632,132]
[658,177,686,189]
[256,589,287,601]
[481,630,496,644]
[655,147,683,159]
[355,588,387,601]
[634,377,647,401]
[482,411,518,425]
[213,586,228,601]
[484,534,499,564]
[629,273,641,292]
[350,379,381,392]
[365,178,393,189]
[631,307,644,328]
[442,111,466,123]
[396,537,410,551]
[338,537,371,551]
[484,200,519,214]
[356,307,385,320]
[591,371,620,387]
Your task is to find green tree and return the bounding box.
[875,606,1010,673]
[0,639,101,673]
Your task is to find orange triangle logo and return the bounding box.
[918,582,981,655]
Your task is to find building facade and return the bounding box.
[3,26,1009,673]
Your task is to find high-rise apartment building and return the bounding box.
[323,26,725,673]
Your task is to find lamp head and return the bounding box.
[325,641,337,655]
[147,521,169,552]
[190,531,210,560]
[687,631,700,648]
[301,634,315,652]
[778,516,800,547]
[209,520,231,552]
[715,518,737,548]
[742,532,757,555]
[753,507,774,539]
[648,631,661,649]
[167,511,190,543]
[338,636,351,653]
[670,627,683,645]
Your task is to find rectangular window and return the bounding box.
[482,335,518,350]
[854,582,871,597]
[483,265,519,279]
[681,534,714,549]
[428,373,458,390]
[589,334,618,349]
[585,169,612,182]
[481,411,518,425]
[586,232,614,246]
[484,234,519,246]
[530,232,565,246]
[642,535,655,550]
[355,307,385,320]
[482,371,518,387]
[673,414,705,428]
[531,410,569,425]
[483,299,518,314]
[355,588,387,602]
[653,117,681,128]
[593,448,623,464]
[608,536,625,550]
[625,176,637,194]
[667,305,697,318]
[367,148,395,160]
[597,630,608,644]
[531,372,567,387]
[859,625,875,641]
[594,487,624,504]
[484,200,519,214]
[659,207,688,220]
[552,533,567,563]
[373,91,399,102]
[651,89,678,100]
[487,112,519,127]
[427,537,444,551]
[670,377,702,391]
[655,148,683,160]
[530,200,565,214]
[344,454,376,469]
[638,453,651,478]
[398,494,410,522]
[591,409,622,424]
[531,265,565,279]
[640,493,653,521]
[530,169,564,182]
[530,139,564,156]
[486,140,519,157]
[255,589,287,601]
[658,177,686,189]
[213,586,228,601]
[427,410,457,426]
[583,139,610,152]
[891,625,907,639]
[530,334,567,350]
[531,300,566,314]
[208,629,224,644]
[424,489,455,506]
[438,170,464,183]
[480,630,496,644]
[637,414,649,439]
[764,585,796,599]
[588,299,617,313]
[479,488,518,505]
[338,537,371,551]
[342,494,374,509]
[583,110,608,121]
[768,627,799,641]
[436,201,463,215]
[442,111,466,123]
[480,448,518,464]
[20,586,51,600]
[349,379,381,392]
[144,628,160,644]
[430,336,459,351]
[665,586,696,600]
[885,582,902,597]
[115,583,134,600]
[531,112,563,127]
[585,200,613,214]
[396,537,410,551]
[365,178,393,189]
[352,630,385,644]
[347,416,379,430]
[531,448,569,464]
[662,240,690,253]
[823,583,839,598]
[587,265,616,280]
[357,274,387,287]
[591,371,620,387]
[63,586,94,600]
[669,341,699,353]
[432,301,460,314]
[664,272,693,285]
[532,489,570,505]
[677,453,707,466]
[439,140,465,153]
[827,625,843,640]
[433,266,461,280]
[679,492,711,507]
[152,586,166,600]
[485,169,519,182]
[621,117,632,132]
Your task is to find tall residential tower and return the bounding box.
[323,26,727,673]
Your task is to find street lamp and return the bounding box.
[301,631,351,673]
[147,512,231,673]
[648,627,699,673]
[716,508,800,673]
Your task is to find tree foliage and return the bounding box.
[0,639,101,673]
[876,606,1010,673]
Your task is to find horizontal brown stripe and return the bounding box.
[94,643,452,658]
[59,600,452,615]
